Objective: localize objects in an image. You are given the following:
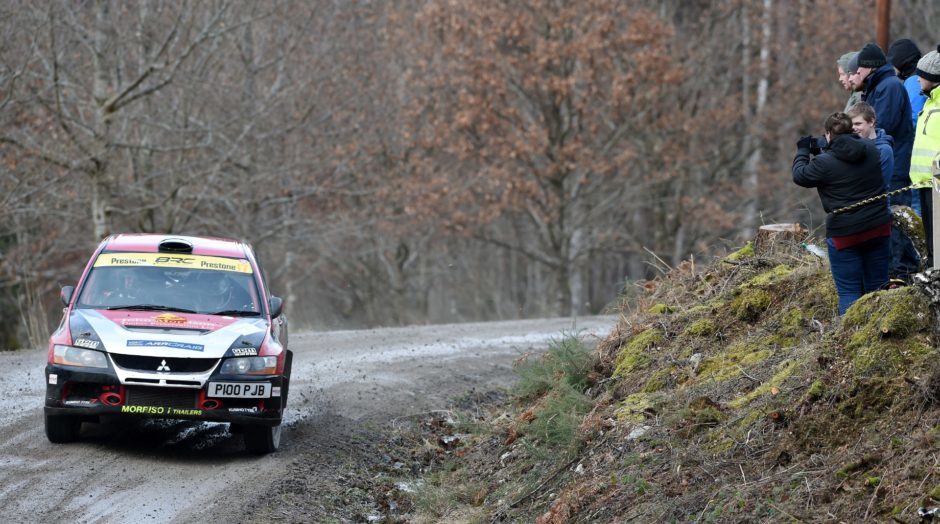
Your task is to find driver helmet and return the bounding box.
[200,273,233,307]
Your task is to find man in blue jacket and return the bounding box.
[851,42,915,207]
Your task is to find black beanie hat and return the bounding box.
[858,42,887,68]
[887,38,922,78]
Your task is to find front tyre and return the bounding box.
[244,424,281,454]
[45,413,81,443]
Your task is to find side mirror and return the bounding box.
[268,296,283,319]
[61,285,75,306]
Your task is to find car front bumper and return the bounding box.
[44,363,288,426]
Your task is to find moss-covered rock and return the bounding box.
[615,392,659,423]
[614,328,664,377]
[731,288,772,321]
[728,359,799,409]
[774,308,805,338]
[686,305,712,316]
[641,367,674,393]
[744,264,793,288]
[697,340,774,383]
[841,288,933,377]
[843,288,929,340]
[836,377,909,418]
[724,242,754,262]
[929,483,940,501]
[804,378,825,402]
[647,303,675,315]
[684,318,717,338]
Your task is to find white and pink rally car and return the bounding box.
[44,234,291,454]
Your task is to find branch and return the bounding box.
[469,230,558,268]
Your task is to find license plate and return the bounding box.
[207,382,271,398]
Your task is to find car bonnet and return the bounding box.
[69,309,268,359]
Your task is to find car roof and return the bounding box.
[101,234,250,258]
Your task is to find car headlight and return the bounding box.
[53,344,108,368]
[220,356,277,375]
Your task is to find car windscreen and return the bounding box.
[75,252,261,316]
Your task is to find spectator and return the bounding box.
[911,45,940,266]
[848,102,922,281]
[887,38,927,215]
[887,38,926,129]
[838,51,862,112]
[851,42,915,207]
[792,112,890,315]
[846,102,893,184]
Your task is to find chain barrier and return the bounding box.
[831,183,922,215]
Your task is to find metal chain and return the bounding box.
[831,183,921,215]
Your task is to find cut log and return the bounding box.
[753,223,808,255]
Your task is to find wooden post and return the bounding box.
[934,172,940,270]
[876,0,890,52]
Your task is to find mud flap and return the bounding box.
[281,350,292,409]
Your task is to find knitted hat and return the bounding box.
[847,53,860,74]
[887,38,922,77]
[916,45,940,83]
[857,42,887,68]
[837,51,858,73]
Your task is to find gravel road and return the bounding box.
[0,315,614,523]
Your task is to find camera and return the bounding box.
[809,136,827,156]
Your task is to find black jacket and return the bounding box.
[792,133,890,237]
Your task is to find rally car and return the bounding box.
[44,234,292,454]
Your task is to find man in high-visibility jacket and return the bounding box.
[911,45,940,266]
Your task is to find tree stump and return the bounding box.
[753,223,808,256]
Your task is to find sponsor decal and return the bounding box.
[127,340,204,352]
[120,317,221,331]
[48,374,58,385]
[271,386,281,397]
[64,400,95,406]
[154,255,193,265]
[232,323,265,335]
[94,253,253,274]
[231,347,258,357]
[154,313,186,324]
[73,338,100,349]
[120,405,202,416]
[227,407,259,414]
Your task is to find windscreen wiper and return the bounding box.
[209,309,260,317]
[109,304,198,314]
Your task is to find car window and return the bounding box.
[75,253,261,315]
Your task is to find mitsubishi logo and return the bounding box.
[156,359,171,372]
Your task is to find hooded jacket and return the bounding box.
[872,127,895,187]
[862,64,914,202]
[792,133,890,237]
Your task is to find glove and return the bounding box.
[797,136,814,150]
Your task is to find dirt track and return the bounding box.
[0,315,614,523]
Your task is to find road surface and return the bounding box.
[0,315,614,523]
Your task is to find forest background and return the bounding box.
[1,0,937,349]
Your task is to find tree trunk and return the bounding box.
[740,0,772,240]
[91,0,113,240]
[753,223,808,255]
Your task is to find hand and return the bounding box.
[797,136,814,150]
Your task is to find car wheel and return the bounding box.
[45,413,81,443]
[244,424,281,454]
